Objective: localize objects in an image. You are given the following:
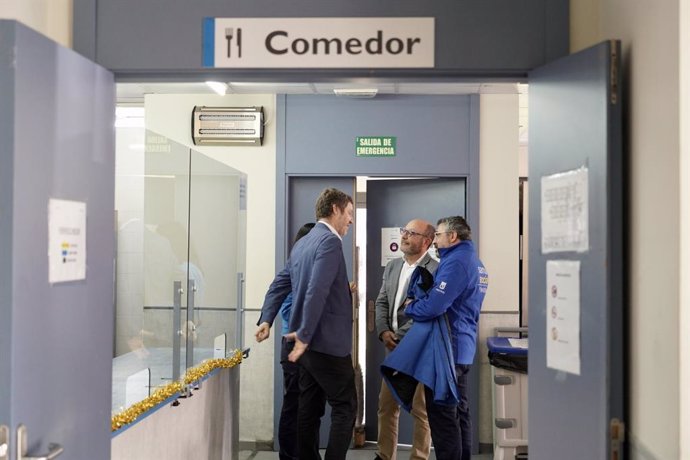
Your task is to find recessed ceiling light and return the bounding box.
[333,88,378,98]
[205,81,229,95]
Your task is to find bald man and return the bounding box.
[374,219,437,460]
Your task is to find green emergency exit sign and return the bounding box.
[355,136,396,157]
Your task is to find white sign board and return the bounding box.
[541,167,589,253]
[125,368,151,408]
[203,17,435,68]
[48,199,86,283]
[381,227,402,267]
[213,334,227,359]
[546,260,581,375]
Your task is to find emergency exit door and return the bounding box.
[528,40,625,459]
[364,178,474,450]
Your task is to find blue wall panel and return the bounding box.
[284,95,473,176]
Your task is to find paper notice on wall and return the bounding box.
[381,227,402,266]
[546,260,581,375]
[541,167,589,253]
[48,198,86,283]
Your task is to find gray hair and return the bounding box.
[437,216,472,241]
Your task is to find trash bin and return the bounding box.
[487,336,528,460]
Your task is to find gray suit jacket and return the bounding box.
[375,253,438,341]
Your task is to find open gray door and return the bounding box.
[0,21,115,460]
[364,178,480,452]
[279,176,356,448]
[528,41,624,459]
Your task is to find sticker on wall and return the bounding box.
[356,136,396,157]
[48,198,86,283]
[381,227,402,266]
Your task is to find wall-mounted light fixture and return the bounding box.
[191,106,264,146]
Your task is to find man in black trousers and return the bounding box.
[260,187,356,460]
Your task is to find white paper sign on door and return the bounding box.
[48,198,86,283]
[546,260,581,375]
[541,167,589,253]
[381,227,402,266]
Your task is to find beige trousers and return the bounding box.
[376,380,431,460]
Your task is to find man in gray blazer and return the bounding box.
[375,219,438,460]
[260,187,356,460]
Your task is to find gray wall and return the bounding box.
[73,0,568,79]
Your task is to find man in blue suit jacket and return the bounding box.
[259,187,356,460]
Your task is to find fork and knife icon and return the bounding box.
[225,27,242,58]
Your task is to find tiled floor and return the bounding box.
[240,443,494,459]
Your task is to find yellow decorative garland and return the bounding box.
[111,349,243,432]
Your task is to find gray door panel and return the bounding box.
[365,178,469,446]
[281,176,356,448]
[528,40,624,459]
[0,21,115,460]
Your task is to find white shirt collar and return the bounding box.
[318,220,342,240]
[404,253,426,268]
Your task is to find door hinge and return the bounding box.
[610,40,619,105]
[610,418,625,460]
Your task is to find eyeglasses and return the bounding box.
[399,227,424,238]
[434,231,451,237]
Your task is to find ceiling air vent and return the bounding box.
[191,106,264,146]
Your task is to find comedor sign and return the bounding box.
[204,17,434,68]
[265,30,422,56]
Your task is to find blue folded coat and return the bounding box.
[380,266,458,412]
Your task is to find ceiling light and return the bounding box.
[205,81,229,95]
[333,88,378,98]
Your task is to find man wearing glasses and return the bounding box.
[374,219,437,460]
[404,216,488,460]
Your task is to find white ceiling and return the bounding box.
[116,81,527,104]
[116,81,529,144]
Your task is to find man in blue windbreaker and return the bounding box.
[404,216,488,460]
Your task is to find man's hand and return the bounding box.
[380,330,398,351]
[255,322,271,342]
[284,331,308,362]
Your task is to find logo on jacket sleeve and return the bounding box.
[438,281,447,290]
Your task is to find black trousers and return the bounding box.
[298,349,357,460]
[279,339,300,460]
[425,364,472,460]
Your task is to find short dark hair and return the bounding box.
[295,222,315,243]
[315,188,353,219]
[437,216,472,241]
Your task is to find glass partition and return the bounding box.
[113,113,246,414]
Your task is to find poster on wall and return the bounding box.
[48,198,87,284]
[381,227,402,266]
[546,260,581,375]
[541,167,589,253]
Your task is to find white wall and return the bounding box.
[479,93,520,314]
[0,0,72,47]
[601,4,680,459]
[145,94,277,443]
[573,1,684,458]
[680,3,690,458]
[476,93,521,444]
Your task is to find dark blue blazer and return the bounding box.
[259,222,352,357]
